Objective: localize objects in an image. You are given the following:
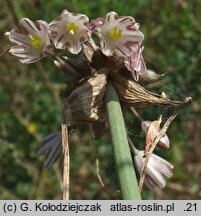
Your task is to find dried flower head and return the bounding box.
[9,18,53,63]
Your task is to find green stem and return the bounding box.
[105,80,141,200]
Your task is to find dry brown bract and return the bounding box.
[61,67,191,125]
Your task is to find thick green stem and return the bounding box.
[105,80,141,200]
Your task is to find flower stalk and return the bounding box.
[61,124,70,200]
[105,80,141,200]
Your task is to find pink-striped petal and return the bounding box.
[9,29,30,45]
[150,154,174,177]
[9,45,41,63]
[20,18,40,35]
[146,163,167,188]
[144,176,157,190]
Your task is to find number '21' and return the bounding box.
[186,203,197,211]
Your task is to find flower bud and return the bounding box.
[158,135,170,149]
[141,120,170,149]
[139,69,164,83]
[141,120,151,133]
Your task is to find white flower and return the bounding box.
[49,9,90,54]
[9,18,53,63]
[96,12,144,57]
[134,150,173,190]
[36,132,62,167]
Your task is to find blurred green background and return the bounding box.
[0,0,200,199]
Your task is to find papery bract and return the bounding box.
[141,120,170,149]
[9,18,53,63]
[145,116,162,156]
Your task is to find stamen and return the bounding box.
[4,32,10,36]
[108,26,122,40]
[66,22,78,35]
[29,35,44,49]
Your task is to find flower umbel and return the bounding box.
[96,12,144,57]
[49,9,90,54]
[6,10,192,198]
[9,18,53,63]
[134,150,173,190]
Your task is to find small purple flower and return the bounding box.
[36,132,62,167]
[95,12,144,57]
[49,9,90,54]
[134,150,173,190]
[141,120,170,149]
[9,18,53,63]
